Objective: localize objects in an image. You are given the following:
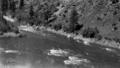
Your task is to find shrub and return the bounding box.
[53,23,62,31]
[82,27,99,38]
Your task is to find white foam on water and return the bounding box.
[67,34,71,38]
[4,50,19,54]
[0,47,20,54]
[83,41,90,45]
[47,49,69,57]
[102,48,117,53]
[105,48,112,51]
[64,56,90,65]
[82,38,93,45]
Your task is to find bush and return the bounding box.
[82,27,99,38]
[53,23,62,31]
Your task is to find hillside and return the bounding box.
[0,0,19,35]
[1,0,120,42]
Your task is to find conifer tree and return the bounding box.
[19,0,24,9]
[1,0,8,15]
[29,5,34,18]
[9,0,16,12]
[69,8,78,32]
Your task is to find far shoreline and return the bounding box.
[18,25,120,49]
[0,31,24,38]
[43,27,120,49]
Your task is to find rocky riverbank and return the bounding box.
[44,27,120,49]
[0,32,24,38]
[18,25,120,49]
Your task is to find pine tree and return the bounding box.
[29,5,34,25]
[1,0,9,15]
[19,0,24,9]
[68,8,79,33]
[9,0,16,12]
[29,5,34,18]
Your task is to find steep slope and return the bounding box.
[2,0,120,42]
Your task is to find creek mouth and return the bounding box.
[0,31,119,68]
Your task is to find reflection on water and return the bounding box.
[47,48,70,57]
[0,31,120,68]
[0,52,31,68]
[64,56,90,65]
[0,63,32,68]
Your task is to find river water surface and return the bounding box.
[0,31,120,68]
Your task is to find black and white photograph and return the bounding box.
[0,0,120,68]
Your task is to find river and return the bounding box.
[0,30,120,68]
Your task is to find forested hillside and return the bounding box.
[1,0,120,42]
[0,0,19,34]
